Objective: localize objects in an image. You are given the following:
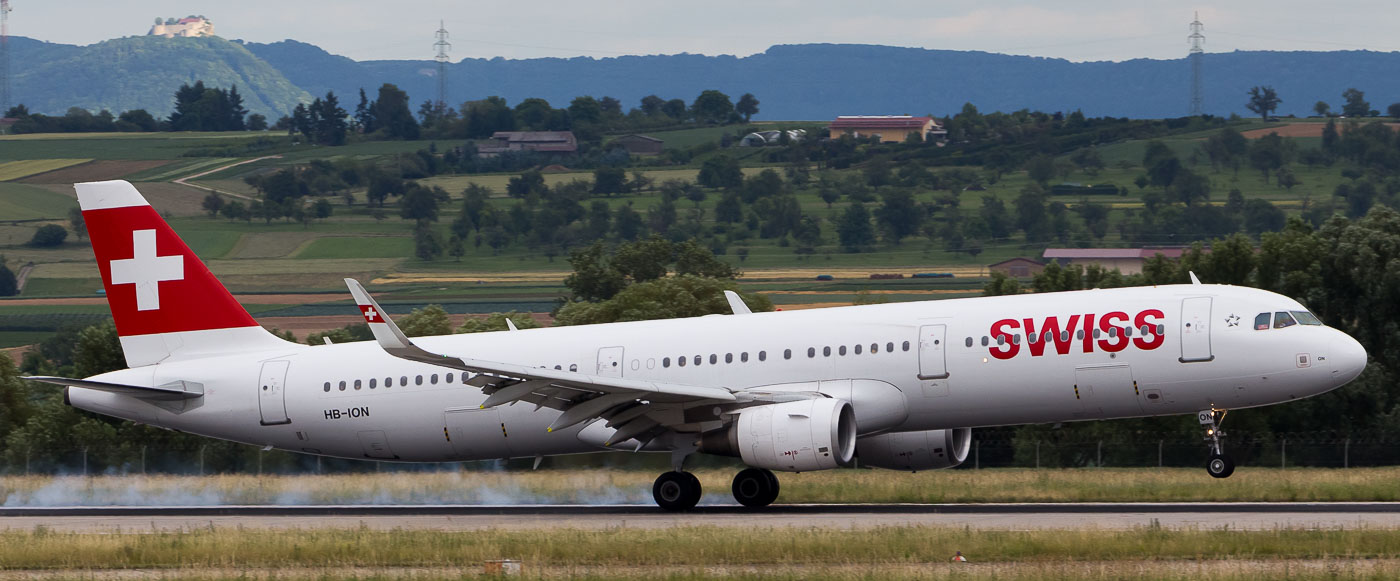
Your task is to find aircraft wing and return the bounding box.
[345,279,741,444]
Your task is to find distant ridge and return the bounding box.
[11,35,1400,121]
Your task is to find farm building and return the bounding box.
[739,129,807,147]
[989,257,1045,278]
[612,134,663,155]
[828,116,946,143]
[1042,247,1188,275]
[476,131,578,157]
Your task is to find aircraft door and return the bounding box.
[917,324,949,379]
[444,407,512,459]
[1074,365,1141,418]
[1179,297,1214,363]
[258,360,291,425]
[597,346,624,377]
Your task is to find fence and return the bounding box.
[2,429,1398,476]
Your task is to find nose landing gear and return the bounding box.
[1199,409,1235,478]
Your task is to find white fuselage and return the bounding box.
[72,284,1366,463]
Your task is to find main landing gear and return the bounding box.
[651,467,782,511]
[1199,408,1235,478]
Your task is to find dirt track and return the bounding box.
[1242,122,1400,139]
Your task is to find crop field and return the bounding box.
[19,159,173,184]
[0,182,77,221]
[0,158,91,182]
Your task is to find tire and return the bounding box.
[732,468,777,508]
[1207,454,1235,479]
[654,471,701,511]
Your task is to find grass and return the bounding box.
[0,133,262,160]
[1,526,1398,571]
[294,236,414,259]
[0,159,90,181]
[4,468,1400,506]
[0,182,77,221]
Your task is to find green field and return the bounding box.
[0,182,77,221]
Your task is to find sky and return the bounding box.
[13,1,1400,62]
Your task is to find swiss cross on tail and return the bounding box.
[360,305,381,323]
[77,180,260,337]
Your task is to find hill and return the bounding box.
[245,42,1400,120]
[11,35,311,118]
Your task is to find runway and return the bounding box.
[3,503,1398,532]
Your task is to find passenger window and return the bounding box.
[1109,328,1118,338]
[741,352,749,362]
[822,346,831,357]
[1140,325,1150,336]
[903,341,911,351]
[415,375,423,385]
[855,344,863,354]
[1092,329,1102,339]
[323,382,331,393]
[679,356,687,367]
[784,349,792,360]
[1293,311,1323,326]
[964,337,973,348]
[385,377,393,388]
[1010,336,1019,345]
[445,373,454,383]
[997,336,1005,346]
[1060,330,1070,342]
[693,355,701,366]
[839,345,847,356]
[570,363,579,372]
[710,354,718,364]
[370,378,377,389]
[1028,333,1038,344]
[759,351,767,361]
[1156,324,1165,335]
[1255,313,1271,330]
[663,357,671,368]
[872,343,879,353]
[354,379,362,390]
[430,374,438,385]
[400,376,408,386]
[726,353,734,363]
[886,342,895,353]
[1274,312,1297,329]
[980,337,988,347]
[554,365,562,370]
[1076,330,1084,340]
[339,380,346,391]
[808,347,816,358]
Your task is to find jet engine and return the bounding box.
[856,428,972,471]
[701,397,856,472]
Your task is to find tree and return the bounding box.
[1388,103,1400,119]
[1243,198,1286,234]
[715,193,743,223]
[413,224,444,261]
[1248,132,1289,183]
[593,167,627,196]
[369,83,420,139]
[874,190,920,243]
[1342,88,1370,117]
[979,195,1011,239]
[29,224,67,247]
[0,257,17,296]
[836,203,875,251]
[1069,147,1105,177]
[1025,154,1055,186]
[691,90,735,124]
[698,155,743,189]
[736,93,760,123]
[1246,86,1281,120]
[1314,101,1331,117]
[456,312,541,333]
[554,276,770,326]
[67,207,86,240]
[398,304,452,336]
[247,113,268,131]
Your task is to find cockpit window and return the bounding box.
[1274,311,1297,329]
[1254,313,1271,330]
[1292,311,1323,326]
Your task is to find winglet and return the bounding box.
[344,278,418,353]
[1189,271,1202,285]
[506,318,519,331]
[723,290,752,315]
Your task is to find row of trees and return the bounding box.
[4,82,270,134]
[1247,85,1400,120]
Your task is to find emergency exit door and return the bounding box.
[918,324,949,379]
[597,346,624,377]
[258,360,291,425]
[1179,297,1214,363]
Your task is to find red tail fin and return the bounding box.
[78,180,292,367]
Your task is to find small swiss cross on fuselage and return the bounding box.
[360,305,380,323]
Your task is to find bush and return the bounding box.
[29,224,68,247]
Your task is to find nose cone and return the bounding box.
[1330,333,1367,387]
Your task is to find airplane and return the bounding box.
[27,180,1367,511]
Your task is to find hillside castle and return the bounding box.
[148,16,215,38]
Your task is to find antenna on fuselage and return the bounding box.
[1189,271,1202,285]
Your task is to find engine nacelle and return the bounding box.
[856,428,972,472]
[742,379,908,435]
[701,397,856,472]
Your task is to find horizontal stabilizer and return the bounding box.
[24,376,204,401]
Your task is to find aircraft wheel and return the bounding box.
[732,468,780,508]
[1207,453,1235,478]
[653,471,701,511]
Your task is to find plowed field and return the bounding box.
[20,160,171,184]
